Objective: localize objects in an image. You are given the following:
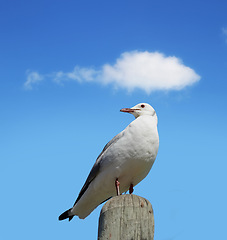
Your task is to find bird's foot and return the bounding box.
[129,184,134,194]
[115,178,121,196]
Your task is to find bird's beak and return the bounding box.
[120,108,140,113]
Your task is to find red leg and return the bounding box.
[115,178,120,196]
[129,183,134,194]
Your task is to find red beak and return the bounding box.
[120,108,140,113]
[120,108,134,113]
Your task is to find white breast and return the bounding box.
[94,115,159,194]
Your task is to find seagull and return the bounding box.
[59,103,159,221]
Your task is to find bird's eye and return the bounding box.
[141,104,145,108]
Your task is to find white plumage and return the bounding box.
[59,103,159,220]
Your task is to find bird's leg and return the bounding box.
[115,178,121,196]
[129,183,134,194]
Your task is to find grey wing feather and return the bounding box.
[96,131,124,161]
[73,131,124,205]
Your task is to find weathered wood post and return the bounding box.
[98,194,154,240]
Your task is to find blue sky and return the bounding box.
[1,0,227,239]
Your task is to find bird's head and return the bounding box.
[120,103,156,119]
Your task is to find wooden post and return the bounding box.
[98,194,154,240]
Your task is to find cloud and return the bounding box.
[222,27,227,43]
[24,70,44,90]
[100,51,200,92]
[24,51,201,93]
[53,66,99,84]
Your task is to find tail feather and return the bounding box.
[58,208,74,221]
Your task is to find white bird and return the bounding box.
[59,103,159,221]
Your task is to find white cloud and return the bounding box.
[222,27,227,43]
[53,66,99,84]
[24,71,44,90]
[100,51,200,93]
[24,51,201,93]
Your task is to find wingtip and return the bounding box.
[59,208,74,221]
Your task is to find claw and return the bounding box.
[129,183,134,194]
[115,178,120,196]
